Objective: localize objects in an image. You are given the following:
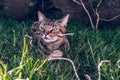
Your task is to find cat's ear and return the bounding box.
[59,14,69,27]
[38,11,46,21]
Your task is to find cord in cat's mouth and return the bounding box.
[58,33,74,37]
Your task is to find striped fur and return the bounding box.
[31,11,70,58]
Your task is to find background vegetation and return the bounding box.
[0,18,120,80]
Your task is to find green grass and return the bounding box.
[0,18,120,80]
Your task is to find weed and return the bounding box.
[0,18,120,80]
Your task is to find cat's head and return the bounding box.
[31,11,69,40]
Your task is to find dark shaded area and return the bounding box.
[0,0,39,20]
[99,21,120,30]
[0,0,120,23]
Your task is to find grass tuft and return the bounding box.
[0,18,120,80]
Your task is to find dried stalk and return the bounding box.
[79,0,94,29]
[72,63,80,80]
[85,74,92,80]
[48,57,80,80]
[100,14,120,21]
[25,35,33,46]
[95,0,102,29]
[73,0,94,29]
[97,60,110,80]
[117,59,120,68]
[73,0,120,29]
[73,0,82,5]
[62,33,75,36]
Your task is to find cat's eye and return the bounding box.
[40,33,43,36]
[54,28,57,31]
[52,28,58,32]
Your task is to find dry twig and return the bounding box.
[48,57,80,80]
[117,59,120,68]
[100,14,120,21]
[73,0,94,29]
[85,74,92,80]
[73,0,82,5]
[25,35,33,46]
[95,0,102,29]
[97,60,110,80]
[73,0,120,29]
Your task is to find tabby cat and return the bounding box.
[31,11,70,58]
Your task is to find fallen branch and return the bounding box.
[117,59,120,68]
[100,14,120,21]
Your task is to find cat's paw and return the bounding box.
[48,50,63,60]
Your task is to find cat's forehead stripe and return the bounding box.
[37,19,57,28]
[45,19,56,26]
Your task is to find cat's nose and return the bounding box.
[43,33,47,38]
[45,35,49,39]
[43,34,49,39]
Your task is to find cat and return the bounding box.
[31,11,70,58]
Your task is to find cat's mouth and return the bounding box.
[56,33,74,37]
[44,38,58,43]
[43,33,74,43]
[44,35,59,43]
[43,34,64,43]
